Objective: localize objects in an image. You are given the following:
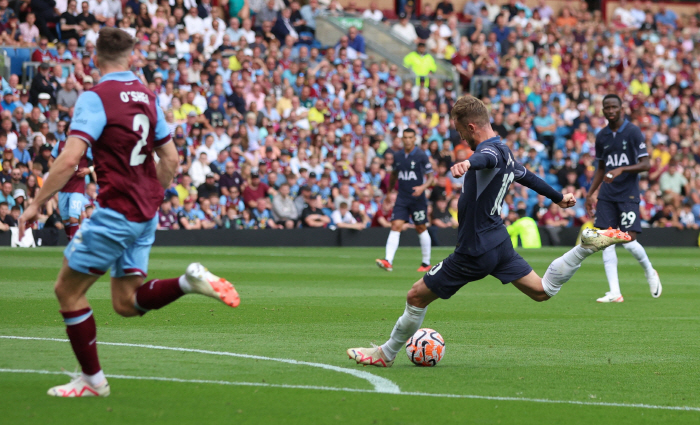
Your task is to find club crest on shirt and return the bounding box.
[411,161,415,169]
[622,139,627,150]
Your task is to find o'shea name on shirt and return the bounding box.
[119,91,150,104]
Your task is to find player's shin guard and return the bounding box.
[623,240,655,276]
[62,308,102,379]
[133,277,186,314]
[380,302,427,360]
[602,245,621,295]
[542,246,594,297]
[419,230,431,265]
[64,222,79,241]
[385,231,401,264]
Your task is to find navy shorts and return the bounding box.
[594,199,642,233]
[423,238,533,299]
[391,195,428,225]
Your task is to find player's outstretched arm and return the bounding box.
[19,137,88,238]
[154,141,179,189]
[513,162,570,207]
[450,150,498,178]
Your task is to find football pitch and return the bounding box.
[1,246,699,424]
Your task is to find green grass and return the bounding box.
[1,246,699,424]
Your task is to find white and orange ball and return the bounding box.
[405,328,445,366]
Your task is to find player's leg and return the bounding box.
[113,217,240,314]
[619,202,661,298]
[50,259,109,396]
[594,200,623,302]
[350,254,473,367]
[412,199,431,271]
[48,209,127,397]
[523,227,631,299]
[377,211,405,271]
[348,278,437,367]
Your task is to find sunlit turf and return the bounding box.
[1,246,699,424]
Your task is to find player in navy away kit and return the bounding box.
[376,128,435,272]
[348,96,631,367]
[19,29,240,397]
[585,94,661,303]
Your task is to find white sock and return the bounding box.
[602,245,621,295]
[178,275,192,293]
[385,231,401,264]
[380,303,427,360]
[542,246,594,297]
[82,370,106,387]
[418,231,431,265]
[623,240,655,276]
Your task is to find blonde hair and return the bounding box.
[450,95,490,128]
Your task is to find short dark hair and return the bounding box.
[0,202,8,208]
[96,27,136,66]
[602,94,622,106]
[403,128,416,136]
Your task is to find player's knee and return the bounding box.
[112,297,139,317]
[627,232,637,241]
[391,223,403,232]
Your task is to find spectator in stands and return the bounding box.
[0,181,15,207]
[0,201,11,231]
[19,12,40,45]
[299,0,322,36]
[272,182,298,228]
[31,37,55,62]
[430,196,457,228]
[392,12,417,44]
[301,194,330,228]
[178,197,202,230]
[29,63,57,105]
[347,25,365,54]
[362,0,383,22]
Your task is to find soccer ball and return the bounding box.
[405,328,445,366]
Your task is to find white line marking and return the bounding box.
[0,335,400,394]
[1,368,699,412]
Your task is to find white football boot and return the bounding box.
[186,263,240,307]
[347,345,394,367]
[47,373,110,397]
[581,227,631,252]
[647,269,662,298]
[596,292,624,303]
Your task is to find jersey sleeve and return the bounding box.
[86,147,93,161]
[633,127,648,159]
[68,91,107,146]
[468,147,499,170]
[154,98,172,147]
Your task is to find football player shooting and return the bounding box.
[19,28,240,398]
[584,94,661,303]
[348,95,631,367]
[376,128,435,273]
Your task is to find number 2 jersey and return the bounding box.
[68,71,172,222]
[594,119,648,203]
[456,137,562,257]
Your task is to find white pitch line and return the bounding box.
[0,335,400,394]
[1,368,699,413]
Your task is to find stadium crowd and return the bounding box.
[0,0,699,236]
